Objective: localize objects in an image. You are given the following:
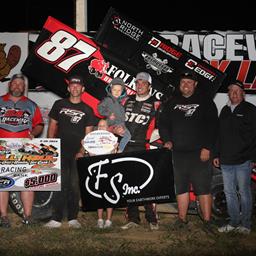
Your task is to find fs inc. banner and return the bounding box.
[77,148,175,211]
[0,138,61,191]
[95,7,226,98]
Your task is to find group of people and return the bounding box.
[0,70,255,235]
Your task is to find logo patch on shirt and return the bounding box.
[0,107,31,126]
[174,104,199,117]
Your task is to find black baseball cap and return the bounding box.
[10,73,26,82]
[228,80,244,90]
[180,71,198,81]
[68,75,85,86]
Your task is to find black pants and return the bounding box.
[125,143,157,224]
[127,204,157,224]
[52,156,80,221]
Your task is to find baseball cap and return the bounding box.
[228,80,244,90]
[68,75,84,86]
[180,71,198,81]
[10,73,26,82]
[110,77,125,88]
[135,72,152,84]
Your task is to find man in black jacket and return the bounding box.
[159,71,218,233]
[213,80,256,235]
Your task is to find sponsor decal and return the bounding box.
[111,15,144,42]
[148,37,182,60]
[0,177,15,189]
[142,52,174,75]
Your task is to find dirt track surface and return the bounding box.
[0,204,256,256]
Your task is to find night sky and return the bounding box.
[0,0,254,32]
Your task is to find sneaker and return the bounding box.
[68,219,81,229]
[104,219,112,228]
[97,219,104,229]
[218,224,236,233]
[121,221,139,230]
[202,220,216,235]
[236,226,251,235]
[171,218,189,231]
[149,222,159,230]
[0,216,11,228]
[44,220,62,228]
[22,216,35,226]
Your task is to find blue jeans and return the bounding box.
[118,127,131,152]
[220,161,252,229]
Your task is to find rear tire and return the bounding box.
[9,191,53,220]
[211,184,229,219]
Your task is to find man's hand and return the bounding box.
[75,152,84,159]
[163,141,173,150]
[112,125,125,136]
[109,113,116,120]
[28,131,34,140]
[200,148,210,162]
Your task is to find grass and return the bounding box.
[0,207,256,256]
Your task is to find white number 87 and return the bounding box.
[36,30,97,71]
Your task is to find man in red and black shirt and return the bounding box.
[0,73,44,227]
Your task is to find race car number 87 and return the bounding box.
[36,30,97,71]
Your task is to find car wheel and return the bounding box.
[211,184,229,219]
[9,191,53,220]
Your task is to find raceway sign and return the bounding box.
[160,31,256,93]
[0,138,61,191]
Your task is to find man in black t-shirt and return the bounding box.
[159,71,218,233]
[44,75,97,229]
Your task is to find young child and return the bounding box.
[97,78,131,153]
[96,119,115,228]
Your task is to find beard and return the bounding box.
[9,89,24,97]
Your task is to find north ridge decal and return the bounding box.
[85,157,154,204]
[111,15,144,42]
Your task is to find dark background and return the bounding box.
[0,0,254,32]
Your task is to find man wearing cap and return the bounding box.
[44,75,97,228]
[97,77,131,152]
[120,71,160,231]
[213,80,256,235]
[159,71,218,233]
[0,73,44,227]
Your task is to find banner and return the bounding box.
[77,148,175,211]
[95,7,226,98]
[0,138,61,191]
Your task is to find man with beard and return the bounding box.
[0,73,44,228]
[159,71,218,234]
